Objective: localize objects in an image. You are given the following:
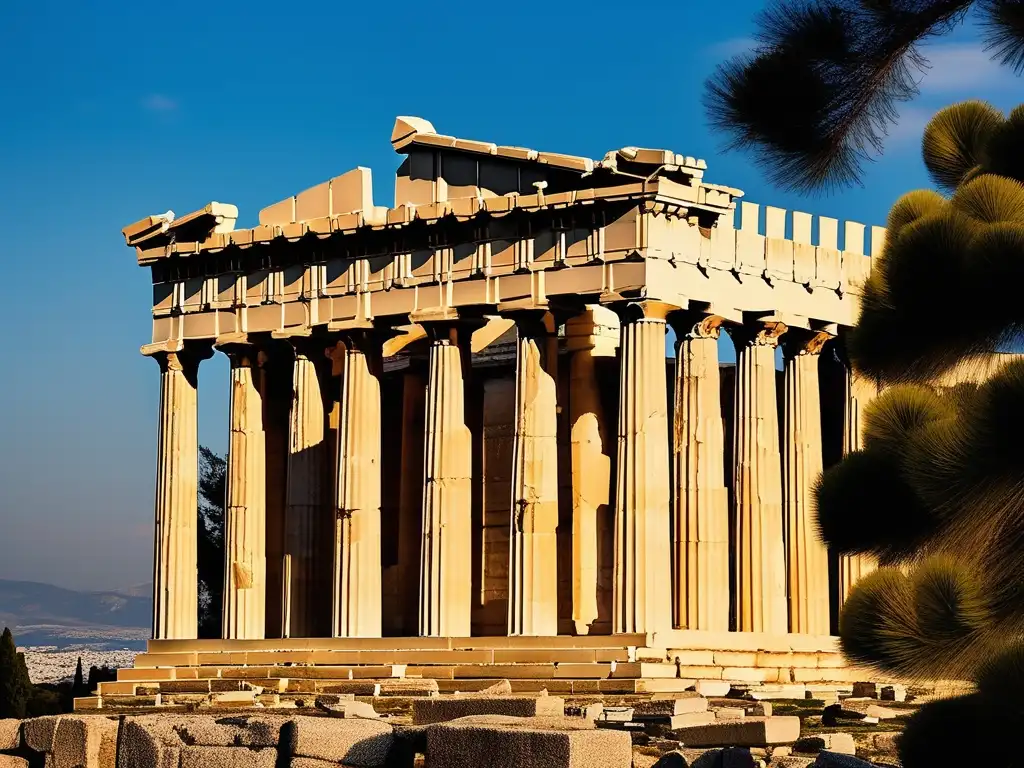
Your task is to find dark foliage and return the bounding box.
[704,0,1024,192]
[198,445,226,639]
[0,627,32,718]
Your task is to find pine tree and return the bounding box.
[704,1,1024,192]
[812,101,1024,768]
[0,627,31,718]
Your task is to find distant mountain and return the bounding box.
[0,579,151,631]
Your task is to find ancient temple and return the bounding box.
[109,117,890,703]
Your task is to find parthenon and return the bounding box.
[118,116,888,691]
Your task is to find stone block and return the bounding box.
[879,685,906,702]
[0,757,28,768]
[22,716,60,753]
[635,697,708,718]
[0,720,19,750]
[318,700,380,720]
[179,746,277,768]
[426,715,631,768]
[478,680,513,695]
[669,717,800,747]
[694,681,732,697]
[664,713,716,729]
[747,686,806,701]
[413,695,564,725]
[119,715,290,767]
[284,716,393,766]
[714,708,746,720]
[379,679,439,696]
[598,707,633,723]
[45,715,119,768]
[850,683,876,699]
[750,703,772,717]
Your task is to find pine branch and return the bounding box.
[705,0,974,192]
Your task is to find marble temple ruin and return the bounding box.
[110,117,892,702]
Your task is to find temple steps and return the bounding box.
[85,632,879,710]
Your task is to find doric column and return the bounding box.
[730,321,788,634]
[612,301,674,635]
[419,319,475,637]
[146,342,211,640]
[283,340,331,638]
[330,332,384,638]
[221,344,267,639]
[840,351,879,603]
[565,307,617,636]
[782,329,832,635]
[506,310,559,636]
[669,313,729,631]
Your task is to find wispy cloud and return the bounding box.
[707,37,757,59]
[886,105,933,146]
[141,93,178,113]
[915,43,1018,93]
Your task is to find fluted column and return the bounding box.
[419,320,474,637]
[331,333,383,638]
[221,346,267,639]
[283,341,331,638]
[613,301,674,635]
[506,311,559,636]
[782,330,831,635]
[840,352,880,603]
[730,321,788,634]
[670,313,729,631]
[566,308,617,635]
[148,343,210,640]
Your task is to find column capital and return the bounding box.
[668,311,724,341]
[142,340,213,375]
[564,305,620,356]
[728,321,788,349]
[782,328,834,358]
[609,299,682,324]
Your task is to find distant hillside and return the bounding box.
[0,579,151,631]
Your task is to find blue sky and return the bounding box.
[0,0,1019,591]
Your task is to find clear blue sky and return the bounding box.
[0,1,1018,591]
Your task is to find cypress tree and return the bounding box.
[72,657,85,697]
[0,627,30,718]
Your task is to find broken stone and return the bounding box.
[599,707,634,723]
[879,685,906,702]
[0,757,28,768]
[635,698,709,718]
[477,680,513,695]
[0,719,19,751]
[850,683,877,699]
[426,716,631,768]
[317,700,380,720]
[413,695,564,725]
[284,716,393,765]
[669,717,800,747]
[178,746,276,768]
[820,705,865,727]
